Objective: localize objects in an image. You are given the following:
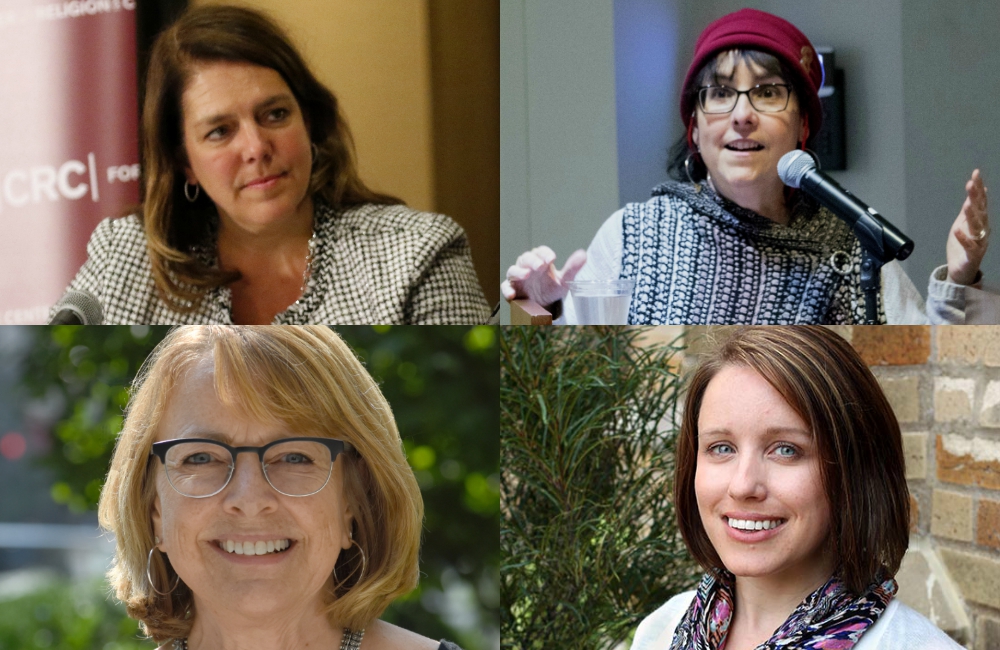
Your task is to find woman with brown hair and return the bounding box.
[631,326,961,649]
[503,9,990,324]
[53,5,489,325]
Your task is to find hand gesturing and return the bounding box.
[501,246,587,307]
[947,169,989,286]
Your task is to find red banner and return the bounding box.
[0,0,138,323]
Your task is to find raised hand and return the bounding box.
[501,246,587,307]
[947,169,989,285]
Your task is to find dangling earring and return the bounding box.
[684,152,702,193]
[333,536,367,588]
[183,181,199,202]
[684,116,703,193]
[146,539,180,596]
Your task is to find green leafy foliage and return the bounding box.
[20,326,172,513]
[337,326,500,649]
[0,578,150,650]
[14,325,499,650]
[500,327,698,650]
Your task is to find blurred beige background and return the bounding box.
[195,0,500,305]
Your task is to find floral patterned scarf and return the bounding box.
[669,570,897,650]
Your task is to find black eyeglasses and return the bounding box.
[697,84,792,114]
[150,437,352,498]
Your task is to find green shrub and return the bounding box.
[500,327,698,650]
[0,578,153,650]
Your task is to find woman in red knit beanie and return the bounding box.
[502,8,990,325]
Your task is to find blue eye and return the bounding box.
[774,444,798,458]
[708,443,735,455]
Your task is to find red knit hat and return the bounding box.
[680,8,824,139]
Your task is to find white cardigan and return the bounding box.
[630,590,965,650]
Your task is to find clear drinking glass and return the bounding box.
[565,279,635,325]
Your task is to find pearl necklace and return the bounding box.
[174,628,363,650]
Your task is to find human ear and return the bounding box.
[151,494,164,551]
[341,500,355,550]
[176,141,196,185]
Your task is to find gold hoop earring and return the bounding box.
[333,538,367,588]
[146,545,181,596]
[183,181,199,202]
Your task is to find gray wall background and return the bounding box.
[902,0,1000,295]
[500,0,1000,323]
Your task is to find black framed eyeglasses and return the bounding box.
[149,437,352,498]
[697,84,792,114]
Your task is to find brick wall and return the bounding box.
[851,326,1000,650]
[675,325,1000,650]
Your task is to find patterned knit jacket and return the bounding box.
[54,201,490,324]
[619,182,879,324]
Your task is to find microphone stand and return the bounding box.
[859,248,883,325]
[849,208,912,325]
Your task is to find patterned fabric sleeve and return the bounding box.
[403,215,490,325]
[52,215,160,324]
[52,205,490,325]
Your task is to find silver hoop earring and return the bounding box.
[146,546,181,596]
[183,181,199,202]
[334,539,367,587]
[684,152,702,193]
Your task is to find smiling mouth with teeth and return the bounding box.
[725,142,764,151]
[727,517,785,531]
[218,539,292,556]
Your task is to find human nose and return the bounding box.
[730,92,758,125]
[238,122,272,163]
[727,453,767,500]
[222,452,278,515]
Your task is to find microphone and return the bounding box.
[778,151,914,263]
[49,290,104,324]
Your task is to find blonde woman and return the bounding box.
[98,326,462,650]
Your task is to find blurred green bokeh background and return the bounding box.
[0,325,499,650]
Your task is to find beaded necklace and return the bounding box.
[173,628,364,650]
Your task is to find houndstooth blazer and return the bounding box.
[54,200,491,324]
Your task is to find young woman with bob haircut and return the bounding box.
[54,5,489,325]
[631,326,961,650]
[97,326,461,650]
